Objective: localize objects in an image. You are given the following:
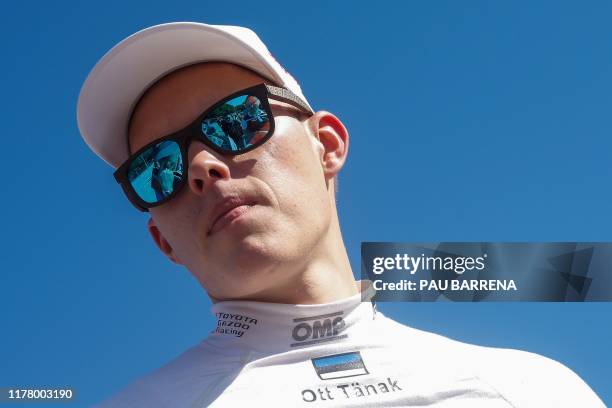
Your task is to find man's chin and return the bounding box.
[226,233,281,267]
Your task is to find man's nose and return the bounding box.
[187,142,231,195]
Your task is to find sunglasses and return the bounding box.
[114,83,313,211]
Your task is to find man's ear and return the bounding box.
[147,217,183,264]
[307,111,349,179]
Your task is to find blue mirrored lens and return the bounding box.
[201,94,270,152]
[128,141,184,204]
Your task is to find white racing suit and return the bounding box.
[94,281,605,407]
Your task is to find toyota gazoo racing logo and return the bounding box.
[290,311,346,347]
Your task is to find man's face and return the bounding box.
[128,62,337,301]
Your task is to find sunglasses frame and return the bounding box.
[114,83,313,212]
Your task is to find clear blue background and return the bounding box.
[1,1,611,406]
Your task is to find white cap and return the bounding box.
[76,22,313,168]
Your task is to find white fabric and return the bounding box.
[76,22,313,168]
[94,282,605,407]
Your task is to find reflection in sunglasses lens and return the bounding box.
[201,94,270,153]
[128,140,184,204]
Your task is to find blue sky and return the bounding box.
[1,1,611,406]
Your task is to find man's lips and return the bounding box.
[207,197,257,236]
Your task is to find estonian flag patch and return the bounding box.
[311,351,369,380]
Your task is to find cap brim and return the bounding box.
[77,22,289,168]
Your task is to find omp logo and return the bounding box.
[290,311,347,348]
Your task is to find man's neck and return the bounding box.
[209,213,359,305]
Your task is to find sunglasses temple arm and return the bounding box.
[264,85,314,116]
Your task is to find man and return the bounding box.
[77,22,604,407]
